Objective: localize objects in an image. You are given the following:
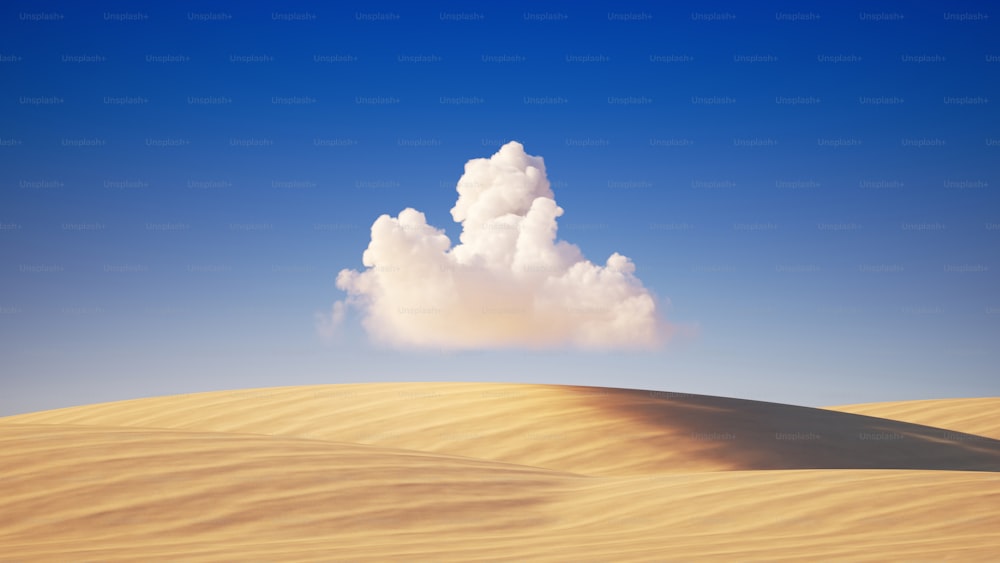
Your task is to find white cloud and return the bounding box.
[327,141,666,350]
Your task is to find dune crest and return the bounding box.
[3,383,999,475]
[827,397,1000,440]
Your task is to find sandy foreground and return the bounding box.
[1,383,998,561]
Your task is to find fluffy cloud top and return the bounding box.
[328,141,665,349]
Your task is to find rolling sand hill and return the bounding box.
[1,383,998,561]
[827,398,1000,440]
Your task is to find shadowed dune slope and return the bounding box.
[1,423,999,562]
[2,383,999,475]
[826,398,1000,440]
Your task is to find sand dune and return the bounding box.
[827,397,1000,440]
[4,383,999,475]
[2,383,999,561]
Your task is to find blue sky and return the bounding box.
[1,1,998,415]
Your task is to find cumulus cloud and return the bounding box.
[323,141,666,350]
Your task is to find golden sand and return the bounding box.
[1,383,998,561]
[827,397,1000,440]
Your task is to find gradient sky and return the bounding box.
[1,1,998,415]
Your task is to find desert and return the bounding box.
[1,383,998,561]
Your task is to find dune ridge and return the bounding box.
[1,383,998,561]
[4,383,999,475]
[827,398,1000,440]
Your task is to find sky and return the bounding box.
[1,1,998,415]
